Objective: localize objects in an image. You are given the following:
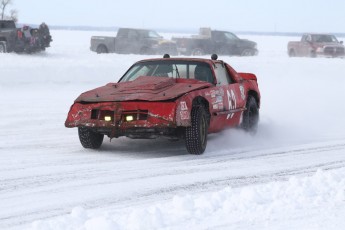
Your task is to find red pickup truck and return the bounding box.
[287,33,344,58]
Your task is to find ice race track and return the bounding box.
[1,30,345,230]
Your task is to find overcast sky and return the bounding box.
[11,0,345,33]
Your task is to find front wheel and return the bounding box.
[140,47,153,55]
[241,49,254,56]
[185,105,208,155]
[78,127,104,149]
[0,41,7,53]
[241,95,259,132]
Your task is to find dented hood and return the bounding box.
[75,76,211,103]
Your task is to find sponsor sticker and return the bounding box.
[180,101,188,110]
[180,111,190,120]
[240,85,245,100]
[227,89,237,119]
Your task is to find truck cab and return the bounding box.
[0,20,17,52]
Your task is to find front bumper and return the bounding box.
[65,101,180,138]
[316,46,345,58]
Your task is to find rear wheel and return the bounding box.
[289,49,296,57]
[78,127,104,149]
[96,45,108,54]
[185,105,208,155]
[241,95,259,132]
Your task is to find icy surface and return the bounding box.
[0,30,345,230]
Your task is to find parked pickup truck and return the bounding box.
[287,33,345,58]
[0,20,52,53]
[172,28,258,56]
[90,28,178,55]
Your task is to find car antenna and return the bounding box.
[163,54,170,58]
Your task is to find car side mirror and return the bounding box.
[340,41,343,44]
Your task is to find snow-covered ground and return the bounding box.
[1,30,345,230]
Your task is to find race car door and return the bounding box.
[208,63,246,132]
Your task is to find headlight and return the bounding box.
[316,47,324,52]
[125,115,134,122]
[122,110,148,122]
[104,116,112,121]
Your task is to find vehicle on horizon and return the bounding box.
[287,33,345,58]
[65,54,261,155]
[172,27,258,56]
[90,27,178,55]
[0,20,52,53]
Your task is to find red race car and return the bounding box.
[65,54,261,155]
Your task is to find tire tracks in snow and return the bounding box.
[1,141,345,229]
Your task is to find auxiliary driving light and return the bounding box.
[125,115,134,122]
[104,116,112,121]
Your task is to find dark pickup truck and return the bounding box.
[172,28,258,56]
[0,20,52,53]
[287,33,345,58]
[90,28,178,55]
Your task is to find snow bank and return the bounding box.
[31,169,345,230]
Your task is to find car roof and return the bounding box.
[134,56,223,66]
[303,33,335,36]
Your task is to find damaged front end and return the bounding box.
[65,101,185,139]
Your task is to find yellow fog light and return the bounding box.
[104,116,112,121]
[125,115,134,122]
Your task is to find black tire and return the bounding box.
[185,105,208,155]
[289,49,296,57]
[140,47,154,55]
[241,95,259,132]
[78,127,104,149]
[96,45,108,54]
[0,42,7,53]
[241,49,254,56]
[191,48,204,56]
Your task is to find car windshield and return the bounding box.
[224,32,239,40]
[119,60,213,83]
[138,30,162,39]
[312,34,338,43]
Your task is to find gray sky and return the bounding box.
[11,0,345,33]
